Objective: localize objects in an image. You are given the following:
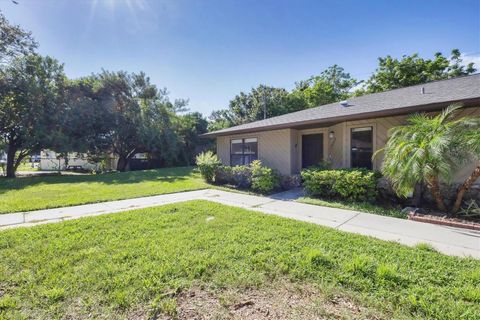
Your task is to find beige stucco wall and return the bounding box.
[215,106,480,183]
[216,129,293,175]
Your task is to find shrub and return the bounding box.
[231,165,252,189]
[213,165,233,185]
[279,174,302,190]
[195,151,220,182]
[250,160,279,193]
[301,168,379,202]
[301,169,342,197]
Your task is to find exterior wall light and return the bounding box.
[329,131,335,139]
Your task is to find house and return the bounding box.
[203,74,480,183]
[39,150,102,171]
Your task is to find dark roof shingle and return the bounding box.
[204,74,480,137]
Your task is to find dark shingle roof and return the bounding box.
[204,74,480,137]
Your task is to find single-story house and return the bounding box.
[203,74,480,183]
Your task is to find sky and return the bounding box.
[2,0,479,116]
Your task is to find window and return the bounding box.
[350,126,373,169]
[230,138,258,165]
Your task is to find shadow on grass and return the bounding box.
[0,166,198,194]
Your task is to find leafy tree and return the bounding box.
[175,112,209,165]
[140,91,183,167]
[0,11,37,63]
[59,77,114,163]
[93,71,155,171]
[376,105,480,213]
[209,65,356,130]
[360,49,476,94]
[209,85,295,129]
[291,65,357,108]
[0,55,67,177]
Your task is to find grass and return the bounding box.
[0,201,478,319]
[0,167,208,213]
[298,196,406,218]
[15,161,38,172]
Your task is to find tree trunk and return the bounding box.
[452,164,480,214]
[6,144,17,178]
[412,182,423,207]
[427,175,447,212]
[116,156,129,172]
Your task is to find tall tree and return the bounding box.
[209,85,293,129]
[209,65,356,130]
[94,71,152,171]
[291,65,357,108]
[360,49,476,94]
[0,55,67,177]
[175,112,209,165]
[0,11,37,63]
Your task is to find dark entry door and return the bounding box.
[302,134,324,168]
[351,127,373,169]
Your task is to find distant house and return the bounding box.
[39,150,148,171]
[39,150,102,171]
[203,74,480,183]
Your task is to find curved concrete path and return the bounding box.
[1,189,479,258]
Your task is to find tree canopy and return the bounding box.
[0,54,67,177]
[359,50,476,94]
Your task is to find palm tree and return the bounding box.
[450,118,480,213]
[376,105,479,212]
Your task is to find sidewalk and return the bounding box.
[1,189,479,258]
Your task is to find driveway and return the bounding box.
[1,188,479,258]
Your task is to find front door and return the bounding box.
[302,134,324,168]
[351,126,373,169]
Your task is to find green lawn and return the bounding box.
[0,167,208,213]
[0,201,478,319]
[298,196,406,219]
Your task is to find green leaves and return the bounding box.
[363,50,477,93]
[378,105,480,211]
[195,151,221,182]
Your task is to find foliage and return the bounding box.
[0,11,37,63]
[458,200,480,218]
[279,174,302,190]
[250,160,279,193]
[358,49,476,94]
[231,165,252,188]
[208,65,355,130]
[175,112,209,165]
[376,105,480,212]
[213,165,233,185]
[291,65,357,108]
[0,54,67,177]
[0,167,207,213]
[208,85,295,130]
[195,151,220,182]
[0,201,479,319]
[301,168,378,202]
[213,161,279,192]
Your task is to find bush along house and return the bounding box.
[203,74,480,203]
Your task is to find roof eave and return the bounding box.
[201,97,480,138]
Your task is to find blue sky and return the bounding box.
[2,0,479,115]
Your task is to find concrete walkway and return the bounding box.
[1,189,479,258]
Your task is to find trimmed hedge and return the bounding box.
[301,168,379,202]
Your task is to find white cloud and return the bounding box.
[460,53,480,69]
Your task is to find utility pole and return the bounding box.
[262,84,267,119]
